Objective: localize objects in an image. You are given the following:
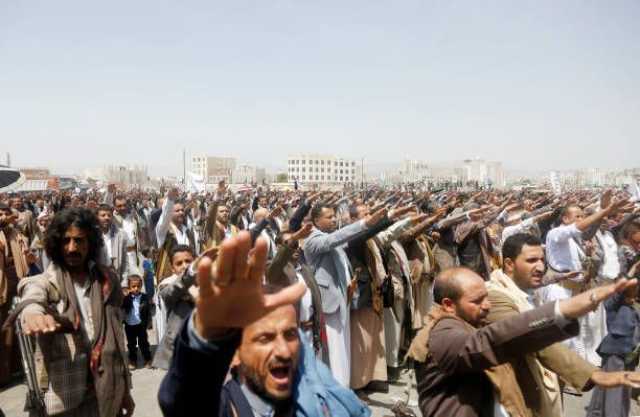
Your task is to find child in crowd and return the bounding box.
[122,274,152,370]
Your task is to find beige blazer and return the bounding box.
[487,270,597,417]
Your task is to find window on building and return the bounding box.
[302,175,306,180]
[321,160,324,165]
[302,167,305,172]
[302,160,305,165]
[315,175,319,180]
[340,176,343,181]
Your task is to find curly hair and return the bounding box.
[44,208,104,270]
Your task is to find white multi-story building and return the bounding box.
[102,165,149,187]
[287,154,360,185]
[400,159,430,183]
[191,155,236,184]
[233,164,266,184]
[430,165,466,184]
[463,158,505,188]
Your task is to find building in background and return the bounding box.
[233,164,266,184]
[400,159,430,183]
[429,165,466,185]
[19,168,50,180]
[103,165,149,188]
[287,154,361,185]
[191,155,236,184]
[463,158,506,188]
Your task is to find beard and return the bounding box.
[237,362,294,408]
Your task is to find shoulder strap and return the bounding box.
[224,379,255,417]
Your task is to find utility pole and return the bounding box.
[182,149,186,186]
[361,157,364,190]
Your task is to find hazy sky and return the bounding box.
[1,0,639,176]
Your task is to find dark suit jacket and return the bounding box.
[415,302,578,417]
[122,292,151,326]
[598,293,640,356]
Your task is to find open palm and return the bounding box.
[194,231,306,339]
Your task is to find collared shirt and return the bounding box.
[73,278,94,342]
[156,198,190,248]
[597,230,620,279]
[240,382,275,417]
[296,269,313,324]
[173,225,190,246]
[545,223,584,279]
[101,230,113,267]
[121,215,137,247]
[125,293,142,326]
[501,217,535,244]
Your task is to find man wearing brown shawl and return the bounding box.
[0,203,29,386]
[12,208,133,417]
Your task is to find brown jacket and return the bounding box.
[487,285,597,417]
[17,264,131,417]
[414,302,578,417]
[0,227,29,306]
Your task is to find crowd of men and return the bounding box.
[1,180,640,417]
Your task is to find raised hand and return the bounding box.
[194,232,306,339]
[389,205,414,221]
[591,370,640,389]
[268,206,284,220]
[23,248,37,266]
[559,278,638,320]
[410,213,430,225]
[290,223,313,242]
[627,260,640,278]
[364,207,388,227]
[468,206,490,222]
[607,198,632,216]
[600,189,613,210]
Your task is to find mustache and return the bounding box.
[268,358,293,369]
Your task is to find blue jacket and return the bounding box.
[158,319,370,417]
[303,221,368,321]
[597,293,640,357]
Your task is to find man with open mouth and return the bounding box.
[159,231,371,417]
